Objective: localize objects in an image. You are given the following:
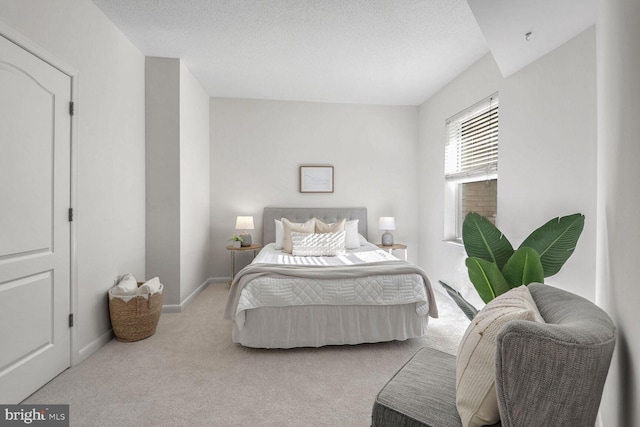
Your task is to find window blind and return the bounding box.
[445,94,499,180]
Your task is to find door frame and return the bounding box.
[0,20,80,367]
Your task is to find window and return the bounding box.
[444,94,499,242]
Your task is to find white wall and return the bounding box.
[418,54,503,307]
[419,27,597,304]
[209,98,419,278]
[499,28,597,299]
[597,0,640,424]
[146,57,211,307]
[179,61,211,302]
[0,0,146,362]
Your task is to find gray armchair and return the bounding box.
[372,283,616,427]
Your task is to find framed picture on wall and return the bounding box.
[300,166,334,193]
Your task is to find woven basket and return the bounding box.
[109,282,163,342]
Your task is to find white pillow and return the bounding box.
[358,233,368,246]
[456,286,545,427]
[291,231,346,256]
[282,218,316,253]
[277,218,359,249]
[345,219,360,249]
[274,219,284,249]
[114,273,138,295]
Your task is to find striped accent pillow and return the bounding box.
[291,231,346,257]
[456,285,545,427]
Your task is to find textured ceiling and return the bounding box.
[91,0,489,106]
[91,0,596,106]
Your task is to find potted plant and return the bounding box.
[442,212,585,320]
[228,235,244,248]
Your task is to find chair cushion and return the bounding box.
[373,347,463,427]
[456,286,544,427]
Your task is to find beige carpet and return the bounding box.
[24,282,469,427]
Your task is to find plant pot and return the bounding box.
[232,241,241,248]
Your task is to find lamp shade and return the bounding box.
[379,217,396,231]
[235,216,255,230]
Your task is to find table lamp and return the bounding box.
[379,217,396,246]
[235,216,254,247]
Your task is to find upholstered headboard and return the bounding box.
[262,207,368,244]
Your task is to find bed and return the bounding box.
[224,207,438,348]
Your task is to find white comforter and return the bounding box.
[225,243,437,329]
[253,242,398,265]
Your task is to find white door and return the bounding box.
[0,35,71,403]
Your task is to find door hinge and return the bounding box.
[69,313,74,328]
[69,101,74,116]
[68,208,74,222]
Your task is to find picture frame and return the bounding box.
[300,165,334,193]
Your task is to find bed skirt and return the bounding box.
[231,303,429,349]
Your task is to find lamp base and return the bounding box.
[240,232,252,247]
[381,232,394,246]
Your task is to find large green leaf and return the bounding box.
[465,257,511,303]
[438,280,478,321]
[502,247,545,288]
[463,212,514,270]
[519,213,585,277]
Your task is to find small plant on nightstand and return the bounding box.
[228,235,244,248]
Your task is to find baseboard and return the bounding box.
[74,328,114,366]
[162,304,183,313]
[72,278,225,364]
[162,277,223,313]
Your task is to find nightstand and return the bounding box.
[375,243,408,260]
[226,244,261,286]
